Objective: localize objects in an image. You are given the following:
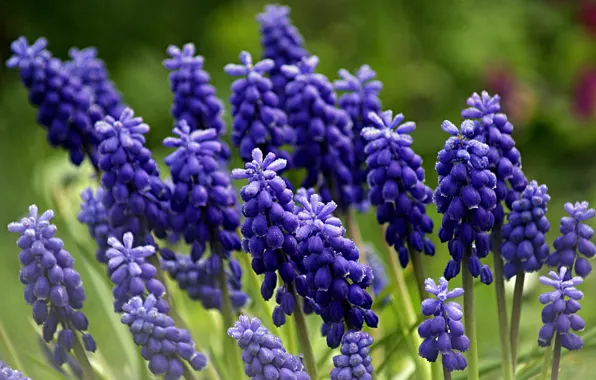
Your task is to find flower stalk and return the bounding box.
[510,270,525,371]
[288,284,318,379]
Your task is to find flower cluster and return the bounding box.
[500,181,551,279]
[282,57,355,211]
[6,37,98,165]
[163,121,246,310]
[163,43,229,160]
[537,267,585,350]
[96,108,170,242]
[121,295,207,378]
[330,330,374,380]
[434,120,497,284]
[78,187,111,263]
[418,278,469,372]
[0,361,29,380]
[295,189,377,348]
[257,4,309,101]
[233,148,312,326]
[65,47,125,119]
[461,91,527,223]
[160,248,247,310]
[362,111,435,268]
[227,315,310,379]
[547,201,596,278]
[225,51,294,162]
[335,65,383,209]
[8,205,96,366]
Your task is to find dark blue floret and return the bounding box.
[434,120,497,284]
[294,189,377,348]
[362,110,435,268]
[6,36,98,166]
[225,51,294,163]
[461,91,527,224]
[257,4,309,102]
[8,206,96,367]
[282,57,356,212]
[537,268,584,351]
[335,65,383,210]
[500,181,551,279]
[330,330,374,380]
[78,187,112,263]
[418,278,469,372]
[547,202,596,279]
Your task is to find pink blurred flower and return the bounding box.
[573,66,596,120]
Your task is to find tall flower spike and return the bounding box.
[537,267,585,350]
[121,295,207,379]
[501,181,551,279]
[282,57,356,212]
[0,361,29,380]
[232,148,317,326]
[8,206,96,366]
[418,278,469,372]
[547,201,596,279]
[6,36,98,165]
[78,187,111,263]
[434,120,497,284]
[96,108,170,243]
[163,43,229,160]
[257,4,309,102]
[335,65,383,210]
[65,47,126,119]
[461,91,527,223]
[163,121,247,310]
[330,330,374,380]
[294,189,378,348]
[225,51,294,162]
[227,315,310,379]
[362,110,435,268]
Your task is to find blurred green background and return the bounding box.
[1,0,596,378]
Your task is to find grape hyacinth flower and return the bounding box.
[121,295,207,379]
[96,108,170,243]
[257,4,309,102]
[537,267,584,351]
[434,119,497,284]
[294,189,378,348]
[282,56,355,211]
[418,278,469,372]
[335,65,383,210]
[8,205,96,366]
[330,330,374,380]
[547,201,596,279]
[227,315,310,379]
[65,47,126,119]
[78,187,111,263]
[461,91,527,224]
[362,111,435,268]
[0,361,29,380]
[163,43,229,160]
[163,121,246,310]
[160,248,247,310]
[225,51,294,163]
[501,181,551,279]
[6,37,98,165]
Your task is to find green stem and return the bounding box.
[462,250,479,380]
[510,270,525,371]
[443,365,452,380]
[288,284,318,379]
[217,262,243,380]
[407,238,428,305]
[491,229,514,380]
[70,330,98,380]
[550,334,561,380]
[380,225,431,379]
[432,361,444,380]
[0,320,25,374]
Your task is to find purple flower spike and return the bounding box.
[501,181,551,278]
[330,330,374,380]
[78,187,111,263]
[461,91,527,224]
[8,205,96,366]
[548,201,596,279]
[434,120,497,284]
[0,361,29,380]
[295,189,377,348]
[228,315,310,379]
[226,52,294,162]
[418,278,469,372]
[537,267,584,351]
[362,110,435,268]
